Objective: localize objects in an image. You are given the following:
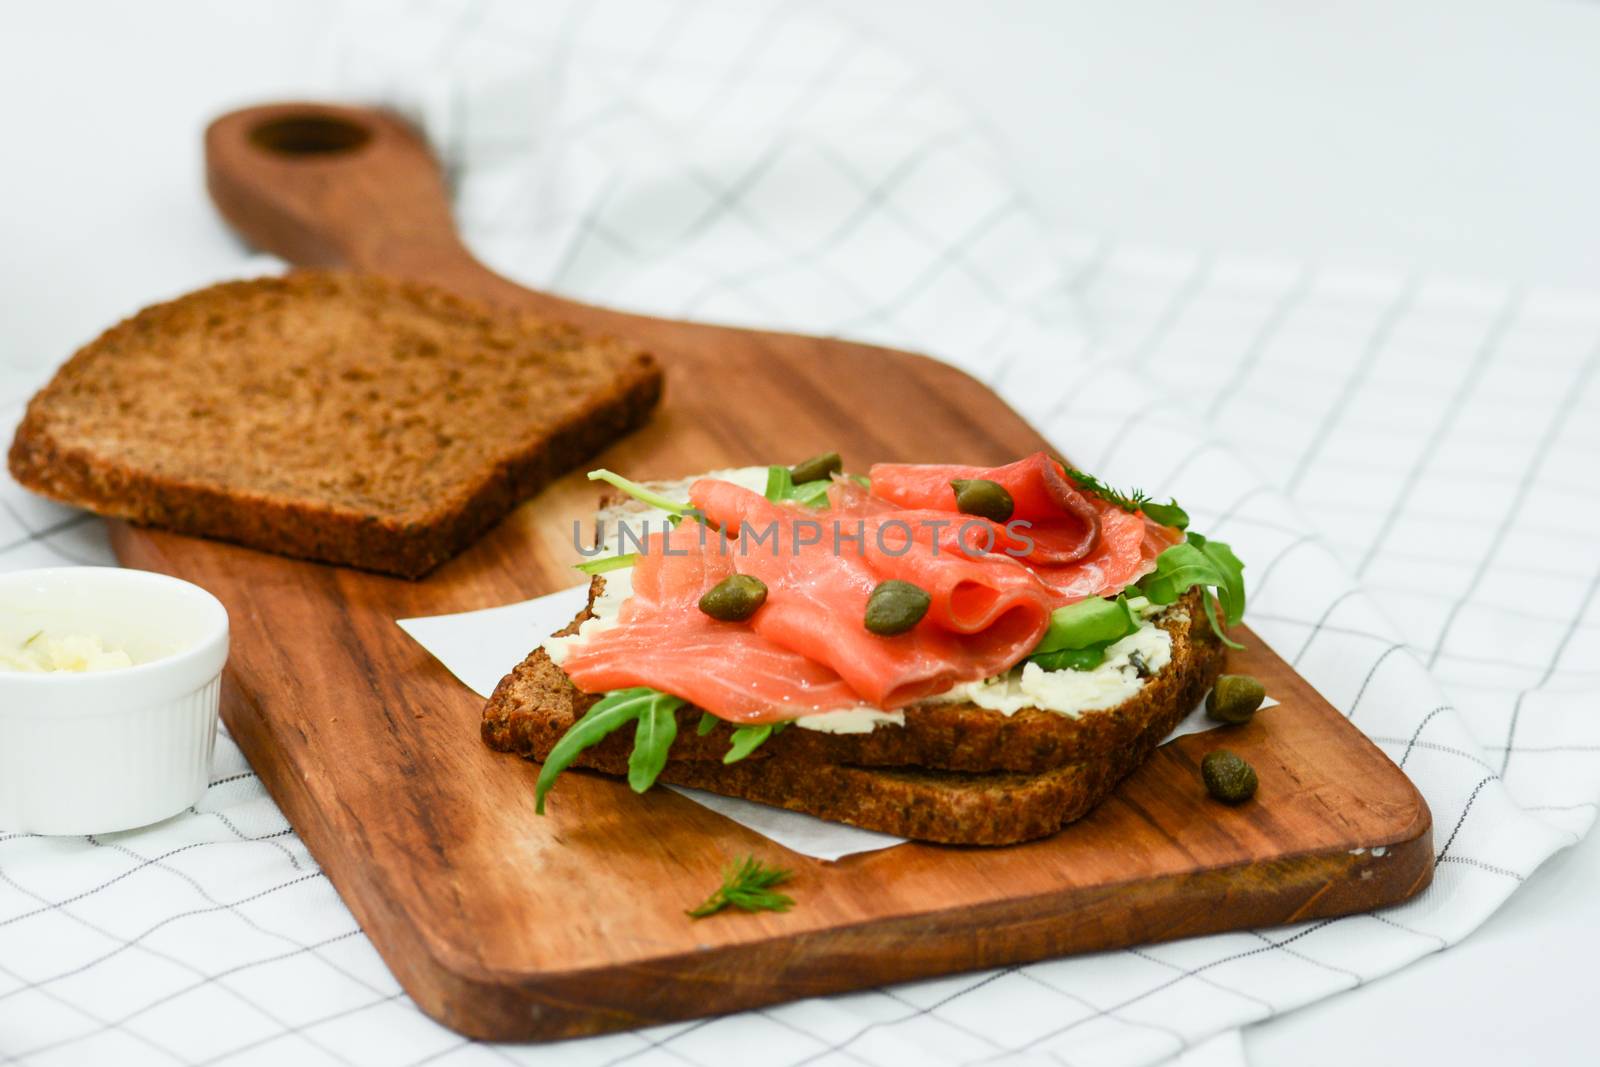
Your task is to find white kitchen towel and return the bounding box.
[1,1,1597,1065]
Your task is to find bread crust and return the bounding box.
[7,271,663,578]
[544,667,1205,845]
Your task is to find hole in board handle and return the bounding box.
[248,115,372,157]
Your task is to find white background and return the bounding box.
[2,1,1595,1063]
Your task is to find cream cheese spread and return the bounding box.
[925,619,1172,718]
[790,706,907,734]
[544,566,633,668]
[0,633,135,674]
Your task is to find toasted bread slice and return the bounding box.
[7,271,662,578]
[484,586,1223,775]
[482,586,1224,843]
[555,739,1180,846]
[490,666,1200,845]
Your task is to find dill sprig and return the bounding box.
[1062,466,1150,513]
[687,855,795,919]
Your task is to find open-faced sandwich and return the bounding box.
[483,452,1245,845]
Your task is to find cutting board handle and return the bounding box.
[205,102,575,317]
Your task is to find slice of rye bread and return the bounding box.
[483,620,1211,844]
[7,271,663,578]
[538,704,1193,846]
[483,585,1224,775]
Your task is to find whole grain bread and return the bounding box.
[484,586,1223,774]
[557,738,1181,847]
[482,587,1224,844]
[7,271,663,578]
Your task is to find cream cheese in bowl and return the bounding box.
[1,632,135,673]
[0,567,229,835]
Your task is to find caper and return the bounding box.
[698,574,768,621]
[864,580,931,636]
[1206,674,1266,725]
[789,451,842,484]
[1201,749,1258,804]
[950,478,1014,523]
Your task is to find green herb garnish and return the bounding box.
[575,553,639,575]
[587,469,692,516]
[1137,532,1246,649]
[1056,460,1244,645]
[628,693,680,794]
[763,465,833,508]
[724,721,788,763]
[1061,466,1188,530]
[21,630,43,649]
[534,687,686,813]
[687,855,795,919]
[1140,499,1189,530]
[695,713,786,760]
[1062,466,1150,513]
[537,693,793,810]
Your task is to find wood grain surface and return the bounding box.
[110,103,1431,1041]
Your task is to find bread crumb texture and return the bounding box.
[8,271,662,577]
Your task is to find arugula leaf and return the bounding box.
[724,722,788,764]
[792,481,834,507]
[535,687,684,812]
[587,469,692,516]
[763,465,833,508]
[1140,499,1190,530]
[1192,534,1244,623]
[575,553,638,575]
[628,696,681,794]
[762,465,792,500]
[696,713,790,759]
[1200,593,1242,652]
[687,855,795,918]
[1137,534,1247,649]
[1135,542,1221,604]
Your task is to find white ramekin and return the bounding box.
[0,567,229,835]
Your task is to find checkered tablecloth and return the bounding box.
[3,1,1598,1064]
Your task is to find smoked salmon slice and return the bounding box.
[1028,500,1175,603]
[561,455,1182,722]
[866,452,1182,604]
[689,479,1054,709]
[561,522,863,720]
[868,452,1102,563]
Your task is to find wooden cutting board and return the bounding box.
[110,103,1431,1042]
